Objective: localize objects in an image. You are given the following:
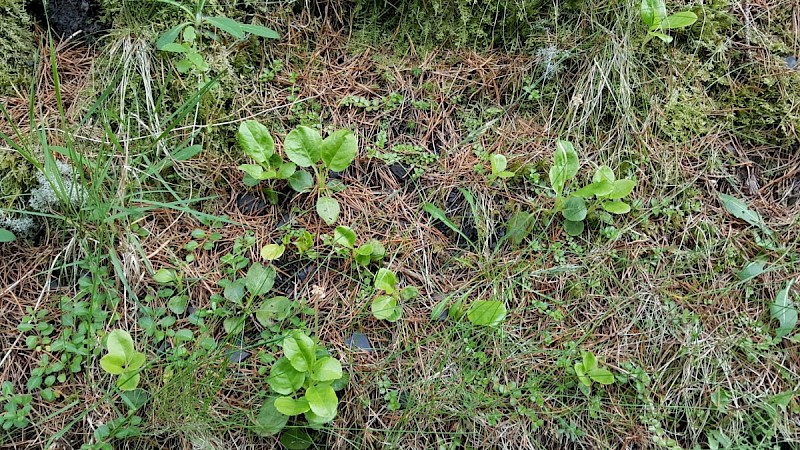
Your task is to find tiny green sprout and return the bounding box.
[100,330,146,391]
[573,350,615,392]
[640,0,698,44]
[371,268,415,322]
[330,226,386,266]
[488,154,515,182]
[237,120,296,187]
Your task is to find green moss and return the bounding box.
[0,0,37,97]
[0,148,34,209]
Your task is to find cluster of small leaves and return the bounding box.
[155,0,278,75]
[1,382,32,431]
[258,330,348,436]
[238,121,358,225]
[214,263,293,335]
[99,330,147,391]
[549,140,636,236]
[340,93,404,112]
[574,350,615,394]
[641,0,698,43]
[330,225,386,266]
[371,268,418,322]
[372,144,438,181]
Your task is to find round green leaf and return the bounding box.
[602,201,631,215]
[127,352,146,371]
[238,120,274,163]
[280,428,315,449]
[607,179,636,199]
[592,165,616,183]
[563,219,584,236]
[106,330,135,358]
[253,396,289,436]
[333,226,356,248]
[574,363,591,387]
[0,228,16,243]
[245,263,276,296]
[581,351,598,372]
[490,154,507,173]
[100,354,125,375]
[321,129,357,171]
[268,357,305,394]
[305,383,338,418]
[288,170,314,193]
[153,268,176,284]
[284,126,322,167]
[255,296,293,327]
[562,197,587,221]
[316,197,340,225]
[283,331,317,372]
[466,300,507,327]
[116,372,141,391]
[311,357,343,382]
[167,296,188,315]
[274,396,311,416]
[260,244,285,261]
[371,295,398,321]
[276,162,296,180]
[374,268,397,294]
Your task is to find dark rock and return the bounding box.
[388,163,410,182]
[346,332,372,352]
[27,0,107,40]
[236,193,270,215]
[786,55,797,70]
[228,350,251,363]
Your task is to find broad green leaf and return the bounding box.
[128,352,146,371]
[574,363,591,387]
[274,397,310,416]
[283,331,316,372]
[321,129,357,171]
[245,263,276,296]
[204,16,246,39]
[117,372,140,391]
[719,194,766,229]
[280,428,315,449]
[563,219,585,236]
[738,260,767,281]
[254,396,288,436]
[239,164,267,180]
[153,268,177,284]
[641,0,667,27]
[0,228,16,243]
[467,300,507,327]
[562,197,587,221]
[172,145,203,161]
[223,279,245,303]
[506,211,533,246]
[305,383,338,418]
[648,30,673,43]
[167,296,188,315]
[497,171,515,178]
[284,126,322,167]
[277,162,296,180]
[120,388,150,411]
[572,180,614,198]
[288,170,314,192]
[369,239,386,260]
[661,11,697,29]
[770,282,797,338]
[316,197,340,225]
[431,298,449,321]
[238,23,280,39]
[159,42,188,53]
[238,120,274,163]
[374,268,397,294]
[311,357,343,382]
[490,154,507,174]
[223,316,244,334]
[602,201,631,214]
[100,354,125,375]
[549,140,579,196]
[173,329,193,343]
[330,372,350,391]
[255,296,293,327]
[582,351,598,372]
[400,286,420,300]
[268,357,305,394]
[156,22,189,49]
[333,226,356,248]
[592,165,616,183]
[606,179,636,199]
[106,330,135,358]
[371,295,399,321]
[589,368,615,385]
[260,244,285,261]
[304,409,336,426]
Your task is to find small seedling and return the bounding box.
[99,330,146,391]
[371,268,417,322]
[573,350,615,394]
[238,120,297,187]
[258,329,348,434]
[641,0,698,43]
[488,154,515,182]
[330,226,386,266]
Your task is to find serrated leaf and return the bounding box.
[321,129,357,171]
[238,120,274,163]
[284,126,322,167]
[311,357,343,382]
[268,357,305,394]
[563,197,587,221]
[316,197,340,225]
[466,300,507,327]
[305,384,338,418]
[770,282,797,338]
[274,397,310,416]
[283,331,316,372]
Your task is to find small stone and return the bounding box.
[236,193,269,215]
[786,55,798,70]
[346,332,373,352]
[228,350,251,363]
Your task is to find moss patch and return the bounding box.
[0,0,36,97]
